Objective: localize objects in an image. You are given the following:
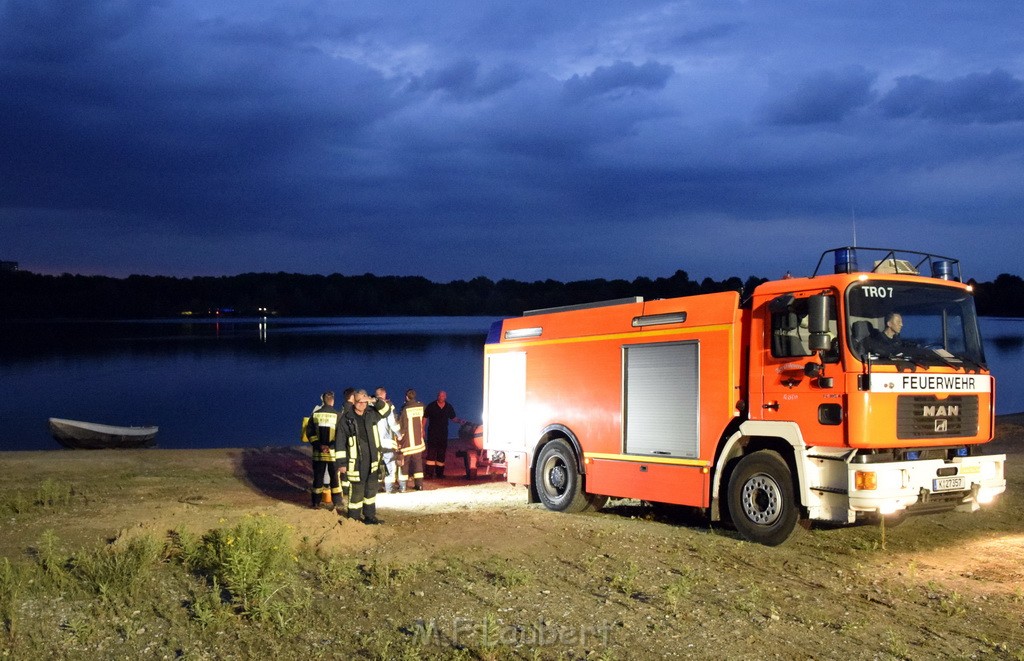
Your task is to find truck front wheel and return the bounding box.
[535,439,599,513]
[727,450,801,546]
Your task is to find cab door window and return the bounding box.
[769,295,839,361]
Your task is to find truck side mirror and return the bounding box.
[804,357,834,388]
[807,294,832,352]
[808,334,832,352]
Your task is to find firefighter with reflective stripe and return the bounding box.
[395,389,426,491]
[305,391,343,509]
[338,388,356,504]
[340,389,392,524]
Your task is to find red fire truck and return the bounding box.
[482,248,1006,545]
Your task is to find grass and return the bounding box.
[1,517,1022,661]
[480,557,531,589]
[883,629,911,660]
[176,514,305,624]
[608,560,640,596]
[35,478,76,509]
[0,478,76,517]
[2,442,1024,660]
[0,558,22,639]
[663,567,697,609]
[1,516,317,658]
[57,516,1024,658]
[71,534,164,602]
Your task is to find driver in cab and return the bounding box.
[863,312,908,356]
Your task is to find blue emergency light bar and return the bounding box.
[812,247,962,282]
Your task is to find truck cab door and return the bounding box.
[756,293,845,447]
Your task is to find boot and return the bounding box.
[311,492,320,509]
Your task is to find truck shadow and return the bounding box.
[600,501,744,540]
[234,446,312,505]
[601,501,902,540]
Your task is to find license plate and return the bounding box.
[933,475,965,492]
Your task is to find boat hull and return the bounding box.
[49,418,158,449]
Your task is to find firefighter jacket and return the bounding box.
[396,400,426,456]
[340,399,392,482]
[306,404,339,462]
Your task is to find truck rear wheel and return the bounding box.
[727,450,801,546]
[535,439,598,513]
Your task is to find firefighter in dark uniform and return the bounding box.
[340,389,392,524]
[395,389,426,491]
[338,387,356,504]
[305,391,343,509]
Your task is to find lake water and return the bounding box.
[2,316,1023,452]
[0,317,493,452]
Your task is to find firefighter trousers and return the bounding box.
[400,451,425,489]
[347,478,379,521]
[311,459,343,507]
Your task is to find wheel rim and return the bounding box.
[740,473,783,526]
[542,456,568,496]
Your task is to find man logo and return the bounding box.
[934,419,948,433]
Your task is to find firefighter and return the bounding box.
[340,389,392,524]
[395,389,426,491]
[338,387,356,504]
[305,391,343,509]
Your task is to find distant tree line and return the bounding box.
[971,274,1024,317]
[0,270,767,319]
[0,269,1021,320]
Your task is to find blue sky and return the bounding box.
[1,1,1022,283]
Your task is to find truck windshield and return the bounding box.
[845,281,986,369]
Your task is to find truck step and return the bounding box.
[811,485,849,495]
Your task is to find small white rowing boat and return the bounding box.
[49,417,158,449]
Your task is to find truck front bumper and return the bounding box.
[847,454,1006,515]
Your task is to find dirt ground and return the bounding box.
[2,416,1023,659]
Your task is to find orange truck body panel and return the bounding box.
[488,291,744,507]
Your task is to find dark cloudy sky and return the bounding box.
[2,1,1022,283]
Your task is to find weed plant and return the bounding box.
[480,557,530,589]
[0,479,75,517]
[70,534,164,602]
[32,529,72,591]
[35,478,75,509]
[0,558,22,639]
[178,514,304,624]
[609,560,640,596]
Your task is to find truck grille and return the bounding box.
[896,395,978,439]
